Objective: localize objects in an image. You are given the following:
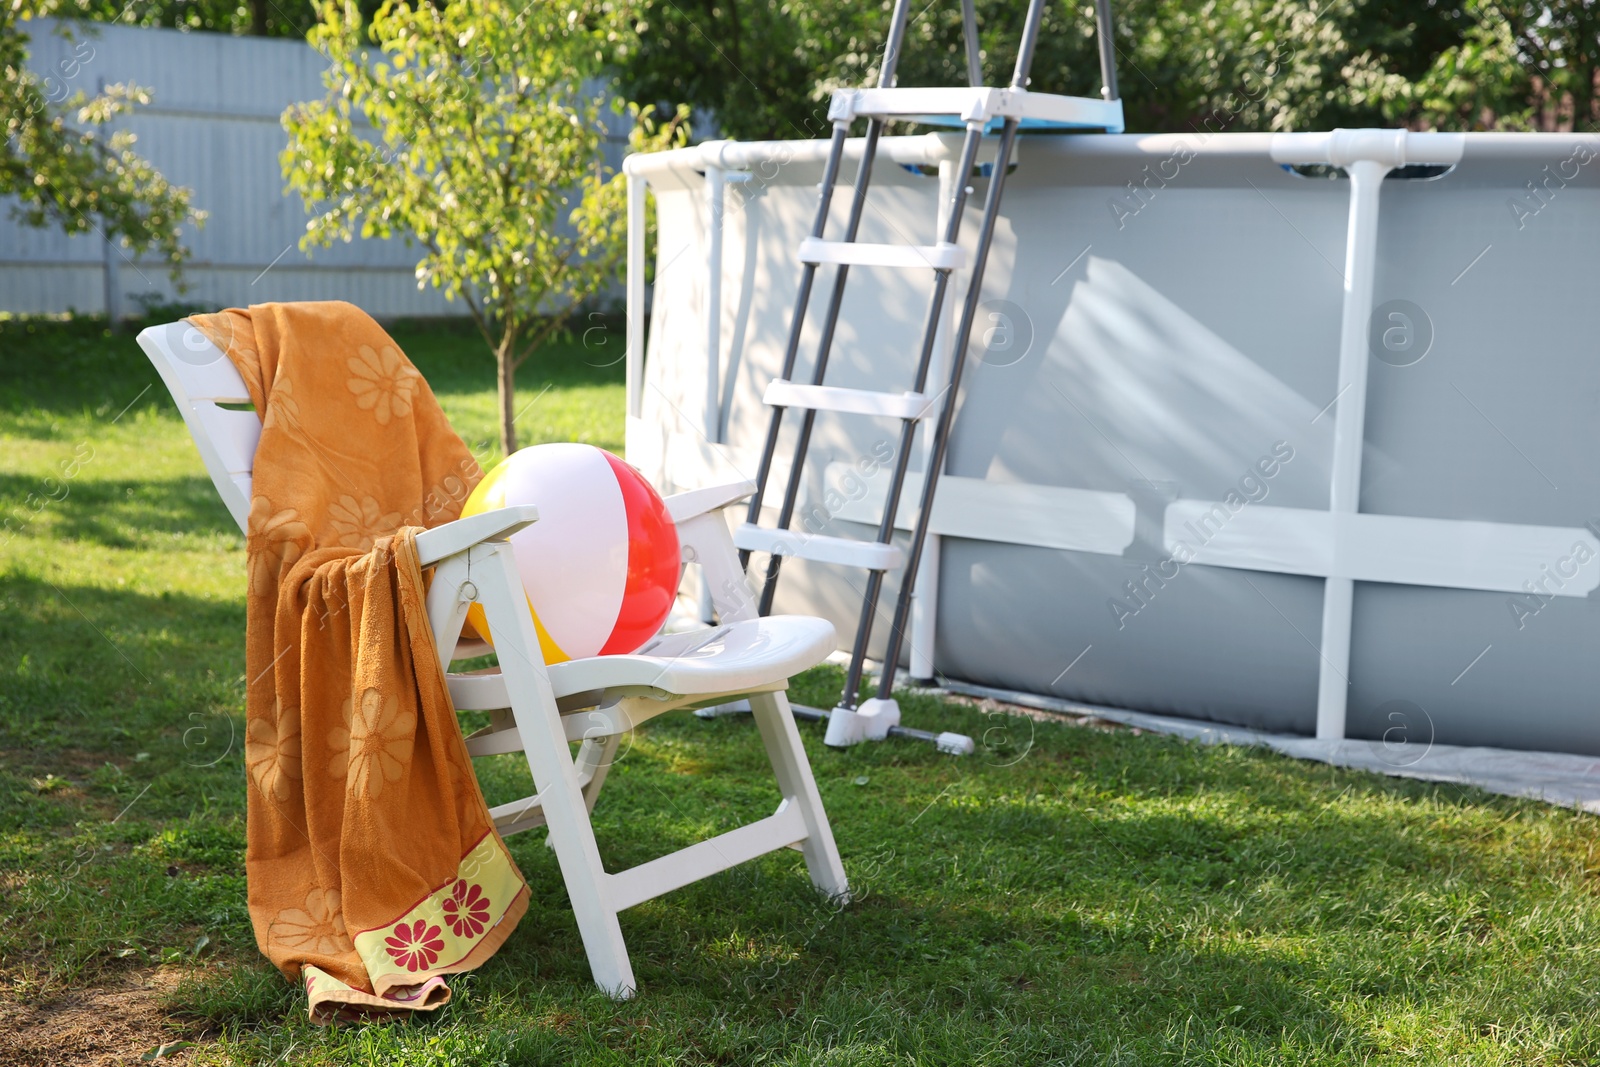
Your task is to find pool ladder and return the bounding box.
[732,0,1124,748]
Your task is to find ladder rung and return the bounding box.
[735,524,903,570]
[798,236,966,271]
[831,86,1124,132]
[764,381,937,421]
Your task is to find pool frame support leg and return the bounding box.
[1316,157,1388,741]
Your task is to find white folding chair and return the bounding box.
[137,320,849,997]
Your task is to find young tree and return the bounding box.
[283,0,686,456]
[2,4,202,284]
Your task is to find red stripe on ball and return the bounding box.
[597,451,681,655]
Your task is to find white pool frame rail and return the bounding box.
[1269,130,1465,739]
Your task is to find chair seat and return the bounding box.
[448,615,836,711]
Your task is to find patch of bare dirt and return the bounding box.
[0,968,199,1066]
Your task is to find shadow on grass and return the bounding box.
[0,472,241,549]
[0,575,245,762]
[0,319,171,423]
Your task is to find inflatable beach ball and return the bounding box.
[461,443,680,662]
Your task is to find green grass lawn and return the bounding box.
[2,316,1599,1065]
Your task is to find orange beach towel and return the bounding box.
[189,302,528,1023]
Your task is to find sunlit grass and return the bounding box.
[2,316,1599,1065]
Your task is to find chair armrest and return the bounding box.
[665,480,756,524]
[676,509,759,623]
[415,505,539,567]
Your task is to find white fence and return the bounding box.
[0,19,631,318]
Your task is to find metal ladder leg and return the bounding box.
[874,0,1050,707]
[960,0,982,87]
[753,0,916,616]
[755,117,886,616]
[831,126,985,722]
[1094,0,1120,101]
[738,122,850,572]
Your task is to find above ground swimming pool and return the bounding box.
[622,129,1600,758]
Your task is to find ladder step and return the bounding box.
[798,236,966,271]
[831,86,1124,133]
[735,524,903,570]
[764,381,938,421]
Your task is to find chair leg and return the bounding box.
[748,690,850,901]
[475,544,637,997]
[538,769,636,997]
[576,733,621,814]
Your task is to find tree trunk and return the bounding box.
[497,338,518,458]
[250,0,269,36]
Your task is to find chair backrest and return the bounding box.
[140,319,744,563]
[136,321,257,534]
